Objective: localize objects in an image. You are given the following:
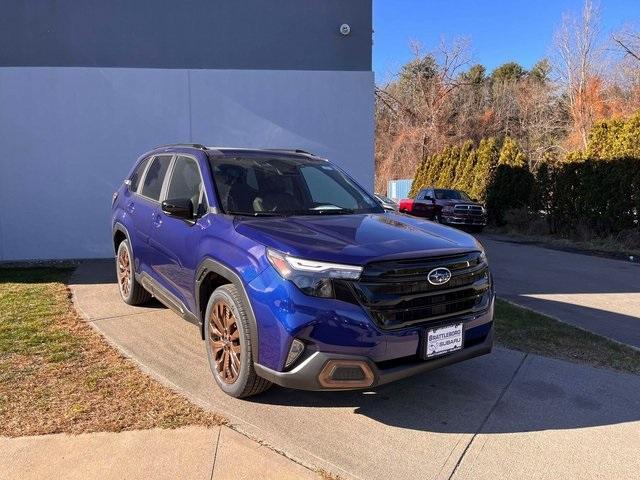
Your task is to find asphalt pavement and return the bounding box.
[69,261,640,480]
[480,235,640,348]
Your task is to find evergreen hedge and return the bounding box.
[409,111,640,236]
[410,136,533,225]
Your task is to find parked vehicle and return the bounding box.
[112,145,494,398]
[374,193,398,211]
[399,188,487,232]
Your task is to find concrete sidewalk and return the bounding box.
[68,261,640,480]
[0,425,317,480]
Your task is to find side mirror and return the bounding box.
[162,198,193,220]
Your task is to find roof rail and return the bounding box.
[154,143,208,150]
[263,148,314,156]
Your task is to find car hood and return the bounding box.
[438,199,482,206]
[234,212,482,265]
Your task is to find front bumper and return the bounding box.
[441,214,487,226]
[254,322,494,391]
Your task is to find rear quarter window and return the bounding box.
[129,157,150,192]
[140,155,172,201]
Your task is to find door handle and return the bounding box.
[126,202,135,214]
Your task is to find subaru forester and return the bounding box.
[111,144,494,398]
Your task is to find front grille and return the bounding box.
[453,204,484,216]
[346,252,491,330]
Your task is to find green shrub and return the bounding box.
[408,111,640,237]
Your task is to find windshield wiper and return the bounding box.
[306,208,355,215]
[229,211,286,217]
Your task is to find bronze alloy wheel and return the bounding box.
[117,245,132,297]
[209,300,242,384]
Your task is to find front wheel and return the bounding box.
[204,284,272,398]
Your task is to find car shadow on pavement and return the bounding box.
[249,349,640,435]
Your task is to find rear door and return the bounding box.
[121,156,151,258]
[135,154,174,276]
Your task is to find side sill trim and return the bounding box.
[138,271,199,326]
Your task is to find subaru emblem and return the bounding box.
[427,267,452,286]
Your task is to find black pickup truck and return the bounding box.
[399,188,487,232]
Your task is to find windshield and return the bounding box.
[434,189,471,201]
[376,194,395,204]
[209,156,383,216]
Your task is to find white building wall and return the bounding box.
[0,67,374,260]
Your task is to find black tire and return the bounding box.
[204,284,272,398]
[116,239,151,305]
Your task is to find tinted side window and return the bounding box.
[167,156,206,215]
[140,155,172,201]
[129,157,150,192]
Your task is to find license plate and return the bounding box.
[424,323,463,358]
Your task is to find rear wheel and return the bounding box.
[204,284,271,398]
[116,239,151,305]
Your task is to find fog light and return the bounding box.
[285,339,305,368]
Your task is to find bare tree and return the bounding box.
[552,0,604,149]
[613,30,640,63]
[374,38,472,191]
[608,27,640,118]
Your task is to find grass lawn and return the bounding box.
[0,267,224,437]
[494,299,640,375]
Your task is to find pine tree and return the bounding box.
[429,151,444,187]
[471,137,500,200]
[457,141,478,194]
[410,155,429,196]
[499,136,527,167]
[438,146,458,187]
[620,111,640,158]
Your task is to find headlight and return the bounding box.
[266,248,362,298]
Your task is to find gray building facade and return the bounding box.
[0,0,373,260]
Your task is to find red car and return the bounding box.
[399,188,487,232]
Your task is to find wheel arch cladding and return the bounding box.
[196,258,260,363]
[113,229,127,253]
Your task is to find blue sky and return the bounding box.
[373,0,639,84]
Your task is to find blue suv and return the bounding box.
[111,145,494,398]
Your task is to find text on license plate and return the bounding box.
[426,323,463,357]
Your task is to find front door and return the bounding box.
[150,154,209,309]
